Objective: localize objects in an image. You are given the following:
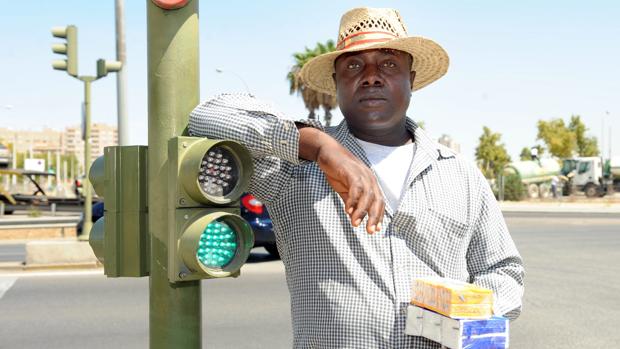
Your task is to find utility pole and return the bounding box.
[115,0,129,146]
[148,1,201,346]
[51,25,122,239]
[607,111,612,159]
[86,4,255,348]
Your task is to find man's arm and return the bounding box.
[190,94,384,233]
[466,175,525,320]
[298,127,385,234]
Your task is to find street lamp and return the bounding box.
[215,68,252,95]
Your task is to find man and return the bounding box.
[190,7,524,348]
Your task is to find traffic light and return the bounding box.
[168,136,254,282]
[89,146,149,277]
[97,59,122,78]
[51,25,78,76]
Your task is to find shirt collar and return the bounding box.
[332,117,441,172]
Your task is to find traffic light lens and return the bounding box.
[198,146,239,197]
[197,220,237,268]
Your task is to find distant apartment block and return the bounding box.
[438,134,461,154]
[0,123,118,169]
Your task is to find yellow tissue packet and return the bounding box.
[411,277,494,319]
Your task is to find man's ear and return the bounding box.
[410,70,416,89]
[332,72,337,86]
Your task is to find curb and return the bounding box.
[0,261,101,273]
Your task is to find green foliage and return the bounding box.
[519,145,545,160]
[519,147,531,161]
[27,205,42,217]
[503,173,524,201]
[536,115,599,158]
[287,40,338,125]
[569,115,600,156]
[536,119,576,158]
[475,126,511,179]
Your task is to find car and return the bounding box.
[76,201,105,235]
[75,193,279,258]
[240,193,278,258]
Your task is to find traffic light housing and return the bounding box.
[51,25,78,76]
[97,59,122,78]
[168,136,254,282]
[89,146,149,277]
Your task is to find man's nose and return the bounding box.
[361,64,384,87]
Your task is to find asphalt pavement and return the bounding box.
[0,213,619,348]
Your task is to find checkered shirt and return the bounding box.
[189,93,524,349]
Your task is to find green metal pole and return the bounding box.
[81,77,94,240]
[147,1,201,348]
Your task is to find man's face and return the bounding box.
[334,49,415,132]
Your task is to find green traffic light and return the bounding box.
[197,221,237,268]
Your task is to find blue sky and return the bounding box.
[0,0,618,161]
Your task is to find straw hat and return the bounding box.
[299,7,449,96]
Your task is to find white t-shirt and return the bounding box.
[355,138,417,212]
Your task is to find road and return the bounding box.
[0,212,619,348]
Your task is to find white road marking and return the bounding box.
[0,260,285,279]
[0,277,17,300]
[0,269,104,278]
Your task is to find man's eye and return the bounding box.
[382,61,397,68]
[347,62,360,69]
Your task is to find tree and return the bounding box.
[475,126,511,179]
[519,147,531,161]
[536,119,576,158]
[519,145,544,160]
[503,173,524,201]
[537,116,600,158]
[287,40,338,126]
[568,115,600,156]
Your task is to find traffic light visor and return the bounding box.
[179,212,253,278]
[179,139,252,205]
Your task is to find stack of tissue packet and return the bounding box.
[405,277,509,349]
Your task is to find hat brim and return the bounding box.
[299,36,449,96]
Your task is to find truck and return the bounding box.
[566,156,620,197]
[503,158,562,198]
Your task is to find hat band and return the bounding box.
[336,30,399,50]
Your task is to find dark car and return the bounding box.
[76,201,105,235]
[76,194,279,258]
[240,193,278,258]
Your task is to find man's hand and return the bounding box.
[298,126,385,234]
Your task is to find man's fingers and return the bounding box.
[345,182,362,216]
[350,189,373,227]
[366,197,385,234]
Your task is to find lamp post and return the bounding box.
[215,68,252,95]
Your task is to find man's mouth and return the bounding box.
[359,97,388,107]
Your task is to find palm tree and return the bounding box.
[287,40,338,126]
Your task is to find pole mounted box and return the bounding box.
[168,136,254,283]
[89,146,150,277]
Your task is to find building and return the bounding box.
[438,134,461,154]
[0,123,118,170]
[0,127,63,154]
